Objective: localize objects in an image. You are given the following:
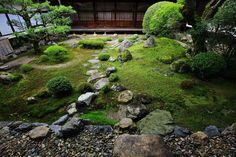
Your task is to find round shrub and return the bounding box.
[108,74,119,82]
[77,82,95,94]
[118,37,124,43]
[191,52,227,79]
[143,1,183,36]
[43,45,69,63]
[20,64,34,73]
[47,76,73,97]
[98,53,110,61]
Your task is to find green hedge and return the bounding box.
[79,39,105,49]
[41,45,69,63]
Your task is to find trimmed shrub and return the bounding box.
[108,74,119,82]
[42,45,69,63]
[77,82,95,94]
[118,37,124,43]
[79,39,105,49]
[180,80,196,89]
[143,1,183,36]
[98,53,110,61]
[47,76,73,97]
[20,64,33,73]
[191,52,227,79]
[99,37,112,42]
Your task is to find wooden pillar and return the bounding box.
[134,2,138,27]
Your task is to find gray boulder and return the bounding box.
[204,125,220,137]
[118,39,133,52]
[118,90,133,103]
[106,67,117,77]
[144,36,156,48]
[66,103,78,116]
[94,78,109,90]
[113,134,173,157]
[111,84,127,92]
[49,124,62,136]
[17,123,33,132]
[52,114,69,125]
[222,122,236,135]
[78,92,97,106]
[127,102,148,120]
[60,117,84,137]
[87,73,105,83]
[173,126,191,137]
[137,109,174,136]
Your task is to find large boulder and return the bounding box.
[204,125,220,138]
[60,117,84,137]
[78,92,97,106]
[118,39,133,52]
[144,36,156,48]
[137,109,174,136]
[118,90,133,103]
[127,102,148,120]
[113,134,173,157]
[28,126,49,139]
[94,78,109,90]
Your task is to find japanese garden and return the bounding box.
[0,0,235,156]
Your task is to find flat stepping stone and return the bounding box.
[94,78,109,90]
[91,64,101,69]
[83,63,89,67]
[88,59,100,64]
[92,54,98,57]
[87,73,105,83]
[86,70,98,76]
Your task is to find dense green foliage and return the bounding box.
[0,0,76,53]
[77,82,95,94]
[108,74,119,82]
[191,52,227,79]
[79,39,105,49]
[47,76,73,97]
[41,45,69,63]
[20,64,34,73]
[98,53,110,61]
[143,1,183,36]
[118,37,124,43]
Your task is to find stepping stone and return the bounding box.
[83,63,89,67]
[87,73,105,83]
[94,78,109,90]
[86,70,98,76]
[92,54,98,57]
[91,64,101,69]
[88,59,100,64]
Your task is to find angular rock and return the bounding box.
[27,97,37,104]
[17,123,33,132]
[87,73,105,83]
[28,126,49,139]
[106,67,117,77]
[127,102,148,120]
[113,134,173,157]
[86,70,98,76]
[88,59,100,64]
[118,39,133,52]
[108,57,116,62]
[78,92,96,106]
[111,84,127,92]
[137,109,174,136]
[118,90,133,103]
[89,125,113,134]
[32,122,48,127]
[49,124,62,136]
[52,114,69,125]
[144,36,156,48]
[191,131,208,143]
[66,103,78,116]
[94,78,109,90]
[118,118,133,129]
[204,125,220,138]
[222,122,236,135]
[173,126,191,137]
[8,121,23,129]
[91,64,101,69]
[60,117,84,137]
[136,93,152,104]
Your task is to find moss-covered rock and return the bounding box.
[170,58,190,73]
[137,109,174,135]
[0,72,22,85]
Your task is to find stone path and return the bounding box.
[0,56,36,70]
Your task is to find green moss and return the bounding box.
[20,64,34,73]
[108,74,119,82]
[98,53,110,61]
[80,110,117,126]
[79,39,105,49]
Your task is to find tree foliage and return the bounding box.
[0,0,76,53]
[143,1,183,36]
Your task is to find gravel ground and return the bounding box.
[0,126,116,157]
[164,134,236,157]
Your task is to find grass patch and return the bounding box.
[80,110,118,126]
